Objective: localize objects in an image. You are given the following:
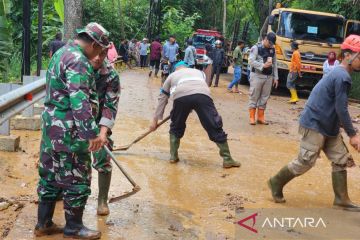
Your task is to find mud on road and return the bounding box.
[1,69,360,239]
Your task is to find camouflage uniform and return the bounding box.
[37,41,99,213]
[92,60,121,173]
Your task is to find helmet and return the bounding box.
[215,40,222,45]
[341,35,360,52]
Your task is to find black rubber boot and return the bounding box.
[216,141,241,168]
[34,201,63,236]
[268,166,296,203]
[170,134,180,163]
[97,171,112,216]
[332,170,360,211]
[64,207,101,239]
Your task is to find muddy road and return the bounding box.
[1,69,360,239]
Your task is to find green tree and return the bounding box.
[162,7,200,47]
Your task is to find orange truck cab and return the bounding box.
[242,8,359,89]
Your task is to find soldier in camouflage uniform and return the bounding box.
[90,48,121,216]
[35,23,110,240]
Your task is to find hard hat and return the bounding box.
[341,35,360,52]
[215,40,222,45]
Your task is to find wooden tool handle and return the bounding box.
[132,115,171,144]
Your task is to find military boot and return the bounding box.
[268,166,297,203]
[97,171,112,216]
[34,201,63,237]
[332,170,360,211]
[170,134,180,163]
[64,207,101,239]
[216,141,241,168]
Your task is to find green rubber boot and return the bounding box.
[97,172,112,216]
[268,166,296,203]
[34,201,63,237]
[332,170,360,211]
[169,134,180,163]
[64,207,101,239]
[216,141,241,168]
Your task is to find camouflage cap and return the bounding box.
[76,22,110,48]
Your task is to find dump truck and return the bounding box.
[242,7,360,89]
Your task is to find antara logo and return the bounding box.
[235,213,258,233]
[235,213,327,233]
[262,217,327,228]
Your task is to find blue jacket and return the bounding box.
[299,66,356,137]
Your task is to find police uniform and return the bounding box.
[248,43,278,110]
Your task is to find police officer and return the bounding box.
[248,32,279,125]
[90,48,121,216]
[35,23,110,239]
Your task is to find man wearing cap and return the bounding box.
[140,38,149,68]
[149,61,241,169]
[210,40,225,87]
[35,22,110,239]
[90,48,121,217]
[268,35,360,210]
[248,32,279,125]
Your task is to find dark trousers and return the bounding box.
[150,59,160,70]
[170,94,227,143]
[140,55,148,68]
[210,65,221,86]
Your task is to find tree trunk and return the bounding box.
[118,0,125,38]
[223,0,226,36]
[268,0,273,16]
[64,0,83,41]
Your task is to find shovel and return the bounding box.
[113,116,171,151]
[104,145,141,203]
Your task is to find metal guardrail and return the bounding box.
[0,78,46,125]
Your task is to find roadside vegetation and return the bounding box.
[0,0,359,98]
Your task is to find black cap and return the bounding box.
[291,41,299,49]
[266,32,277,46]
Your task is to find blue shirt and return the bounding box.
[299,66,356,137]
[184,46,196,66]
[163,41,179,62]
[139,42,148,56]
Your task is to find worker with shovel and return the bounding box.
[149,61,240,168]
[90,48,121,216]
[35,23,110,239]
[268,35,360,211]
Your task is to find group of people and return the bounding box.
[39,21,360,240]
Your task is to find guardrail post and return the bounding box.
[0,83,21,151]
[10,74,46,131]
[22,76,37,117]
